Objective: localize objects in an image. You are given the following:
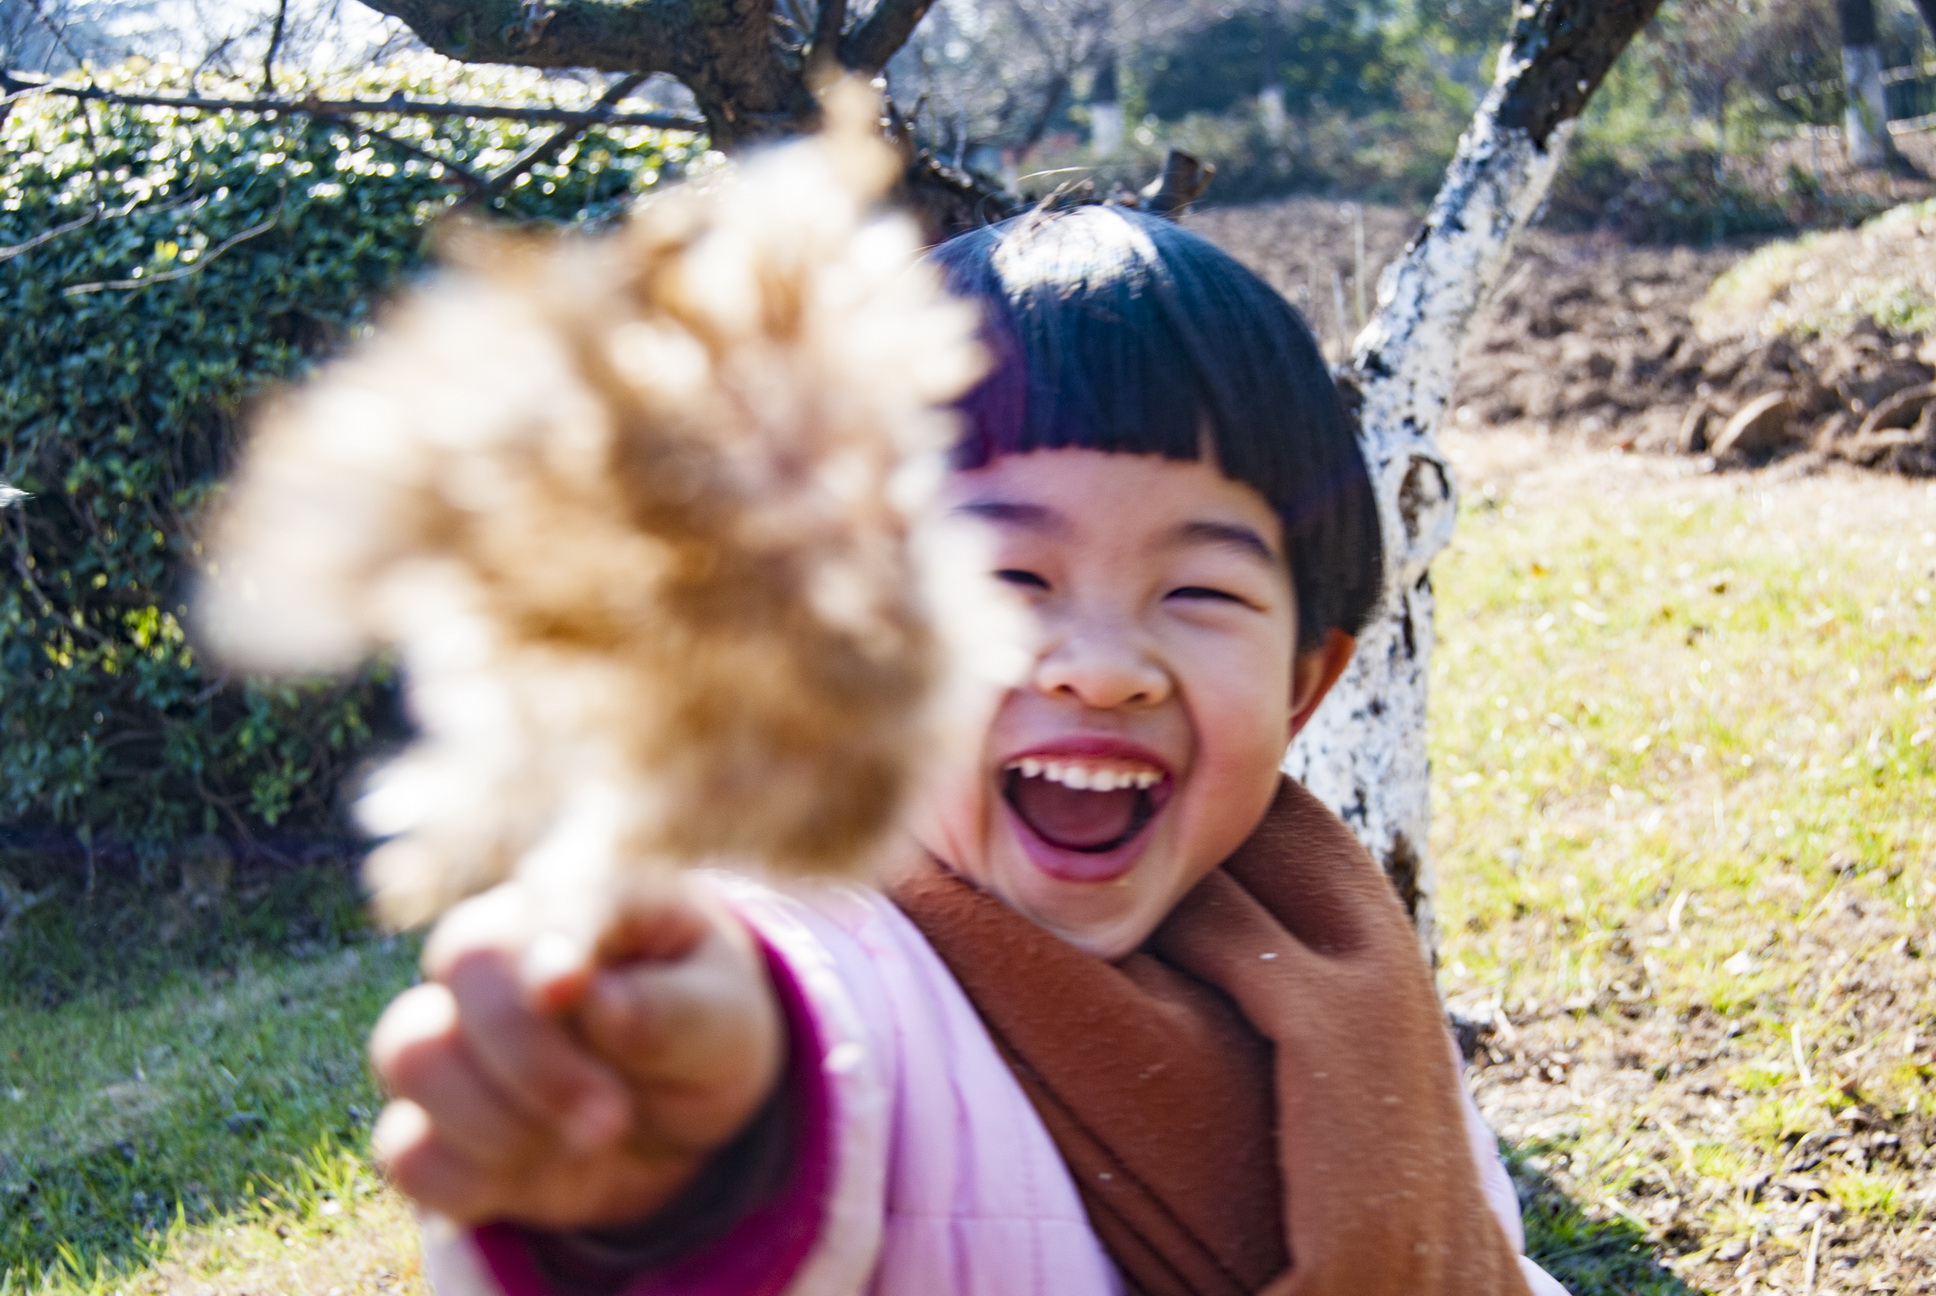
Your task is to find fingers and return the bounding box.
[579,936,770,1086]
[518,891,707,1016]
[576,907,784,1150]
[370,1100,501,1223]
[370,984,549,1168]
[419,886,632,1151]
[400,880,779,1166]
[592,890,710,966]
[442,944,632,1151]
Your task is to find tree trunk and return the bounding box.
[1837,0,1897,168]
[356,0,1669,956]
[1257,12,1286,145]
[1282,0,1666,960]
[1090,48,1123,156]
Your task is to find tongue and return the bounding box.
[1009,777,1141,852]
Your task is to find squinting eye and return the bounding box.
[995,569,1050,590]
[1169,585,1245,604]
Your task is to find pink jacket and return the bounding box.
[422,878,1569,1296]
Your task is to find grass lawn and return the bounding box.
[2,433,1930,1294]
[0,868,425,1295]
[1435,431,1936,1295]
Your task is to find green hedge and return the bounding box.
[0,61,701,856]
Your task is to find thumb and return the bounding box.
[518,880,706,1013]
[578,905,777,1095]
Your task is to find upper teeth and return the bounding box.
[1006,758,1162,791]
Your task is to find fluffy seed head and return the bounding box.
[200,87,989,927]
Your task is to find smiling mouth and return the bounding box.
[1001,758,1167,854]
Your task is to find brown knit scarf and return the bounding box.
[889,777,1533,1296]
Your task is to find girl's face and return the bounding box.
[913,448,1346,960]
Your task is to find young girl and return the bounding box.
[369,205,1568,1296]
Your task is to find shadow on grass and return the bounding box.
[0,857,417,1288]
[1509,1142,1708,1296]
[0,844,374,1012]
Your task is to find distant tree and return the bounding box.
[1839,0,1902,164]
[1142,1,1402,122]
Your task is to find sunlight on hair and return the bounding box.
[991,205,1163,294]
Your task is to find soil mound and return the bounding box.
[1194,197,1936,477]
[1456,223,1936,476]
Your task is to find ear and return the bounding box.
[1288,629,1355,742]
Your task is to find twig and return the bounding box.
[1802,1214,1824,1295]
[1793,1022,1814,1087]
[806,0,849,85]
[839,0,936,75]
[1652,1109,1703,1181]
[1602,1195,1658,1238]
[64,209,280,296]
[0,208,98,263]
[356,122,488,196]
[1138,149,1213,218]
[0,190,203,264]
[21,0,84,70]
[9,551,105,644]
[192,771,296,868]
[0,70,708,133]
[471,71,646,205]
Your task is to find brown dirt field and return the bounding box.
[1190,196,1936,477]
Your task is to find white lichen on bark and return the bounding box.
[1283,36,1579,959]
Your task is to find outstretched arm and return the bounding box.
[369,879,785,1232]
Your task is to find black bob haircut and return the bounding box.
[929,206,1384,650]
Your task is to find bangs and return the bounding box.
[943,211,1203,464]
[930,206,1383,646]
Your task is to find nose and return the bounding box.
[1030,619,1172,711]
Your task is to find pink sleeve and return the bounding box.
[467,935,839,1296]
[1455,1043,1572,1295]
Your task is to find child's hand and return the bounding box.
[368,880,784,1230]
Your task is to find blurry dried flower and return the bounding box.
[200,87,991,928]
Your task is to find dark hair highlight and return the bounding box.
[930,206,1384,649]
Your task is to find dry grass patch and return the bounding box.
[1698,200,1936,343]
[1434,430,1936,1295]
[44,1162,427,1296]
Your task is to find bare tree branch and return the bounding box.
[0,69,707,130]
[839,0,934,75]
[350,0,1002,224]
[0,206,98,262]
[805,0,846,84]
[1138,148,1212,217]
[471,70,646,203]
[352,0,802,146]
[1493,0,1668,146]
[352,0,700,70]
[20,0,82,69]
[1016,69,1070,152]
[357,121,490,194]
[64,208,282,295]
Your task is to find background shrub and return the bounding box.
[0,60,699,863]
